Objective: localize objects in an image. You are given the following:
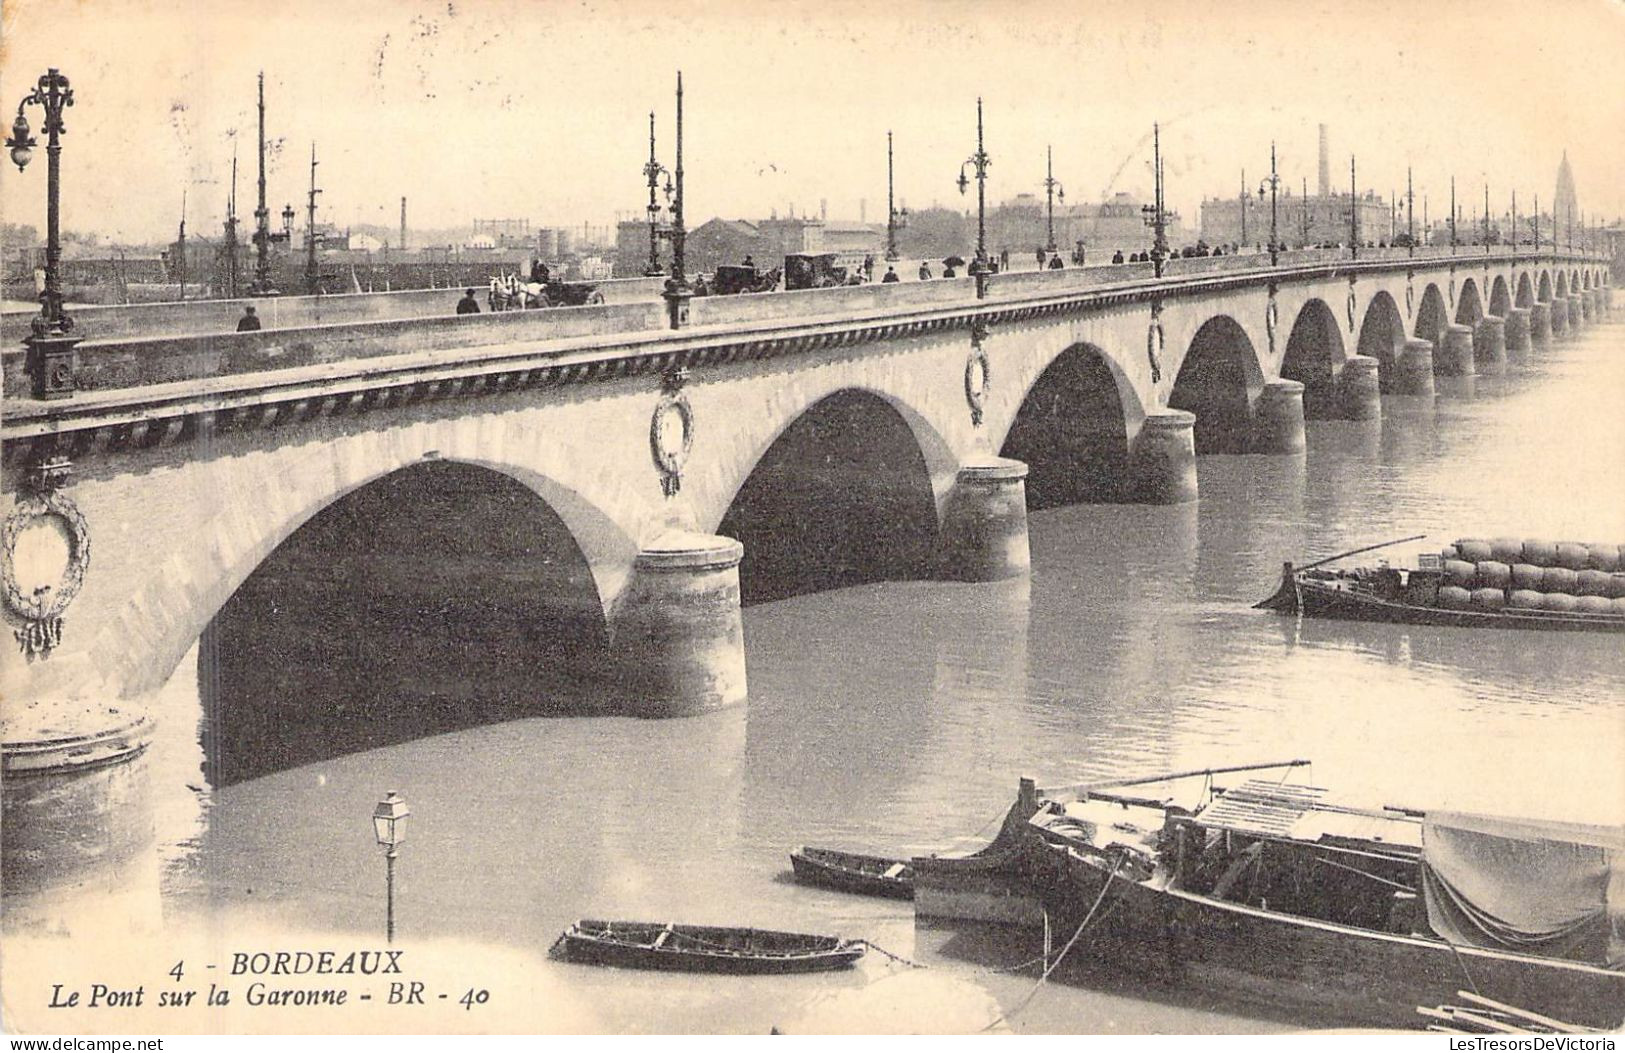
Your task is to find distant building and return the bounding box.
[1200,188,1390,248]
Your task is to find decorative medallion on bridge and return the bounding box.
[2,458,89,658]
[1346,275,1358,334]
[1264,285,1280,358]
[964,318,991,427]
[650,366,695,498]
[1146,301,1165,384]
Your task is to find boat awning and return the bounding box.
[1422,811,1625,967]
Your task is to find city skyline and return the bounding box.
[3,0,1622,245]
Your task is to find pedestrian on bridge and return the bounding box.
[882,265,900,283]
[457,289,481,314]
[918,262,933,280]
[236,305,261,332]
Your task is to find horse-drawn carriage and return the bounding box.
[710,264,781,295]
[783,252,864,291]
[487,272,606,311]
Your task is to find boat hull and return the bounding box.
[553,921,866,974]
[1260,569,1625,633]
[790,848,914,900]
[1033,845,1625,1031]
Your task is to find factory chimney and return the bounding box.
[1318,124,1330,198]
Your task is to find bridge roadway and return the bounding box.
[0,245,1611,929]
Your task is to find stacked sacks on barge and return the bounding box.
[1437,537,1625,614]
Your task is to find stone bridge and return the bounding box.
[0,245,1610,922]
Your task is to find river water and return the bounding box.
[151,319,1624,1034]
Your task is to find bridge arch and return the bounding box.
[1456,278,1485,325]
[1280,298,1346,415]
[1356,291,1406,391]
[198,459,615,784]
[113,434,639,705]
[1556,272,1569,298]
[1539,271,1553,301]
[1415,284,1449,339]
[714,387,942,603]
[1168,314,1266,454]
[1571,269,1580,292]
[1515,272,1534,308]
[1489,275,1511,317]
[997,342,1136,507]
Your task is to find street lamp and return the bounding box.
[886,131,908,262]
[642,110,672,276]
[372,791,411,944]
[1256,141,1281,266]
[1042,144,1064,255]
[660,71,691,328]
[1140,122,1169,278]
[957,97,991,292]
[1406,167,1415,257]
[282,203,295,241]
[6,67,80,399]
[1346,155,1359,260]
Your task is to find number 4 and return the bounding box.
[169,961,185,982]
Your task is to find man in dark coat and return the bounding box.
[456,289,481,314]
[882,265,900,283]
[236,305,262,331]
[918,262,933,280]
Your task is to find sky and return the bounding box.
[1,0,1622,245]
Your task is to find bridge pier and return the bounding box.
[1570,293,1588,330]
[1473,316,1507,375]
[1549,296,1569,337]
[1504,308,1532,365]
[2,709,159,935]
[935,456,1031,582]
[1589,288,1606,321]
[1394,338,1436,397]
[1529,302,1552,347]
[1435,324,1476,376]
[611,531,748,718]
[1334,356,1382,420]
[1128,411,1198,504]
[1249,380,1306,455]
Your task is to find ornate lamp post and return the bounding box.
[660,71,691,328]
[886,131,908,261]
[1140,123,1169,277]
[1256,141,1281,266]
[1510,190,1517,250]
[1449,176,1458,253]
[1042,144,1065,255]
[1301,176,1310,248]
[1347,155,1359,260]
[305,144,322,295]
[7,67,80,399]
[372,792,411,944]
[642,110,672,276]
[957,97,991,292]
[223,149,241,299]
[1406,167,1415,257]
[1483,182,1491,256]
[249,72,276,296]
[176,191,187,302]
[1532,193,1540,255]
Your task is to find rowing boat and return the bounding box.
[550,919,867,974]
[790,847,914,899]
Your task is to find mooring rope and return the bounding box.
[859,940,927,969]
[979,852,1128,1033]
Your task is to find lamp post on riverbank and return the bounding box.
[373,792,410,944]
[7,67,81,398]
